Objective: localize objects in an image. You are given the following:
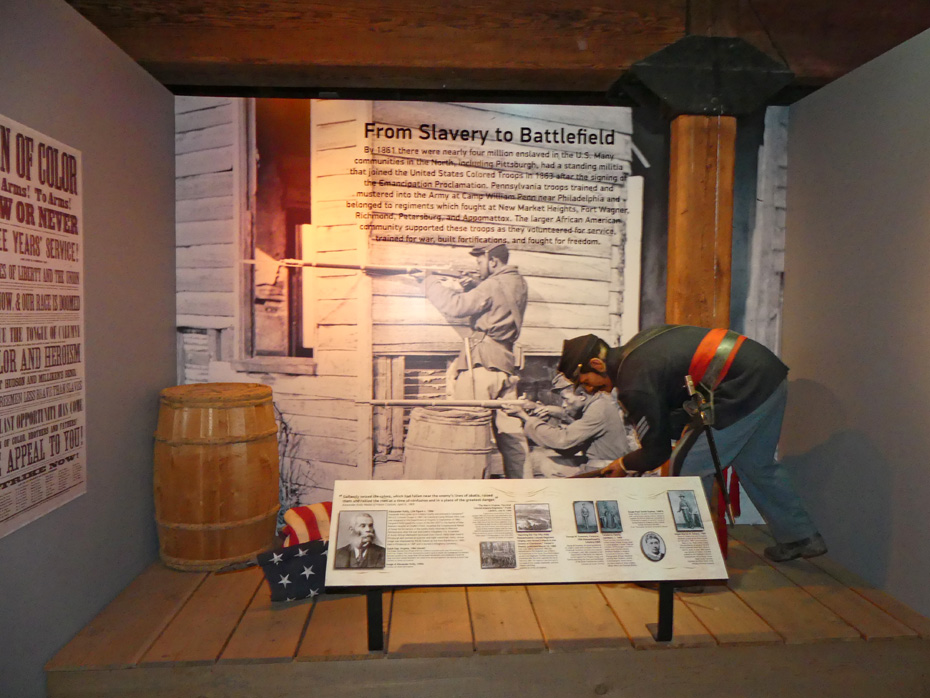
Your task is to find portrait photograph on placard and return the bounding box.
[573,500,599,533]
[668,490,704,532]
[640,531,667,562]
[596,500,623,532]
[333,510,388,569]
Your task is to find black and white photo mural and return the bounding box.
[175,96,646,508]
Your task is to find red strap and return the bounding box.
[715,486,729,558]
[729,470,741,517]
[688,328,745,389]
[691,329,746,561]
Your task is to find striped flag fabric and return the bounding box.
[281,502,333,546]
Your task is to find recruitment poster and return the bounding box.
[0,114,86,539]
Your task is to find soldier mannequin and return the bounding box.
[558,327,826,562]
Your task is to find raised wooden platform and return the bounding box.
[46,526,930,698]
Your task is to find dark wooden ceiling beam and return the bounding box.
[66,0,685,92]
[93,23,681,92]
[63,0,930,94]
[750,0,930,83]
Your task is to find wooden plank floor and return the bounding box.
[46,525,930,698]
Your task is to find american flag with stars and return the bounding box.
[256,539,328,603]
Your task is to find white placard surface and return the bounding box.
[327,477,727,587]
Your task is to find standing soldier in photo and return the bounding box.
[421,243,530,478]
[676,492,700,529]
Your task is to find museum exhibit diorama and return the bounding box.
[5,2,930,697]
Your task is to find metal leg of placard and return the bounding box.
[367,588,384,652]
[654,582,674,642]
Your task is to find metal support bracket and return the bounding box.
[366,588,384,652]
[653,581,675,642]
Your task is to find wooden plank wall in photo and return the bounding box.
[212,101,378,504]
[172,96,370,504]
[744,107,788,352]
[175,96,243,382]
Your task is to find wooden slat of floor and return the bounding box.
[598,582,717,649]
[45,524,930,695]
[388,586,474,657]
[45,564,206,671]
[677,581,783,646]
[296,591,390,660]
[218,579,314,663]
[526,583,631,651]
[808,553,930,639]
[140,566,264,666]
[726,540,861,644]
[730,526,919,641]
[467,585,547,654]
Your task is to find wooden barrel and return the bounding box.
[153,382,280,571]
[403,407,495,479]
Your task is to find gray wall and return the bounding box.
[783,28,930,616]
[0,2,175,696]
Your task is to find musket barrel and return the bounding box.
[243,259,466,276]
[364,399,528,408]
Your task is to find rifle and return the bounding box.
[243,258,479,283]
[363,399,536,409]
[684,375,735,526]
[570,462,618,478]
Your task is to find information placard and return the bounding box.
[0,114,86,539]
[327,478,727,587]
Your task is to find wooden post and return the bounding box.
[626,29,791,561]
[666,113,737,557]
[666,114,736,328]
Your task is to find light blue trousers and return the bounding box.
[680,380,818,544]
